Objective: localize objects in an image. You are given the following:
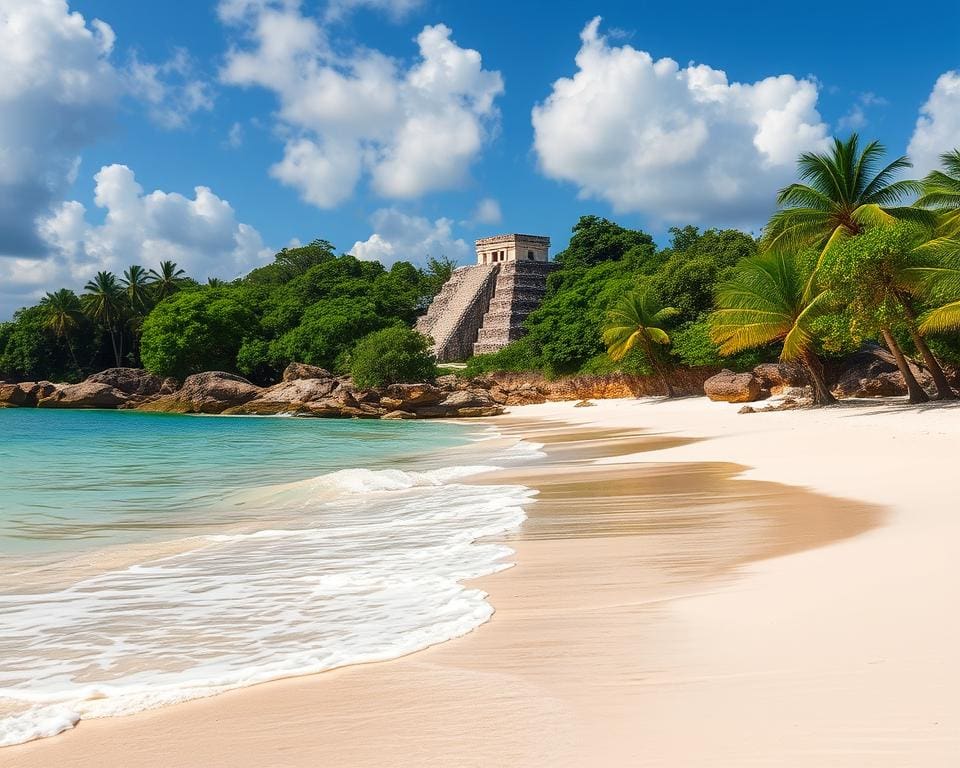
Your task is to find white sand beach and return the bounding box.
[6,396,960,767]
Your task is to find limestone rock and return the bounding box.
[138,371,261,414]
[225,376,341,415]
[384,383,442,408]
[703,369,763,403]
[439,389,495,410]
[574,399,596,408]
[454,405,504,417]
[85,368,172,396]
[282,363,332,382]
[37,382,128,409]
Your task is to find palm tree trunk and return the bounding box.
[641,334,674,397]
[799,348,836,406]
[881,327,929,404]
[897,297,956,399]
[108,326,120,368]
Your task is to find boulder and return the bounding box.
[752,363,806,393]
[282,363,332,382]
[1,382,36,407]
[225,377,341,415]
[703,370,763,403]
[454,405,505,418]
[574,399,597,408]
[832,352,902,398]
[438,389,496,409]
[37,382,128,409]
[381,410,416,420]
[138,371,261,414]
[383,383,442,408]
[84,368,172,396]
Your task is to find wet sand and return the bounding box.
[6,397,923,767]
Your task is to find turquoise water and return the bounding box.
[0,408,539,747]
[0,409,473,557]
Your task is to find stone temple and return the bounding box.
[416,234,555,363]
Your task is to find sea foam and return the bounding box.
[0,458,537,747]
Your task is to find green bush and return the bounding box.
[463,338,544,377]
[348,326,437,389]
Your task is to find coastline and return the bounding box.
[7,396,960,766]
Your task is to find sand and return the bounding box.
[6,396,960,766]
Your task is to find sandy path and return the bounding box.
[6,397,960,766]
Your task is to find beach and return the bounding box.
[6,396,960,767]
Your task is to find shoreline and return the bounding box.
[7,396,960,766]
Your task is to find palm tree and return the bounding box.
[709,251,836,406]
[916,149,960,236]
[82,271,125,367]
[40,288,83,372]
[764,134,931,260]
[206,277,225,287]
[147,260,187,301]
[603,289,678,396]
[121,265,152,313]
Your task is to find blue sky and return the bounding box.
[2,0,959,318]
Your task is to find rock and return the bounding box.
[454,405,504,418]
[0,382,37,407]
[379,397,404,410]
[37,382,128,409]
[703,369,763,403]
[381,410,416,420]
[84,368,171,396]
[574,399,596,408]
[438,389,495,409]
[407,405,455,419]
[355,389,381,404]
[738,406,756,414]
[225,377,340,415]
[384,383,442,408]
[752,363,806,393]
[435,374,466,393]
[138,371,261,414]
[777,386,813,399]
[282,363,333,382]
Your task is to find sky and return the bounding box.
[1,0,959,319]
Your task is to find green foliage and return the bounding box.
[462,338,544,377]
[554,215,656,269]
[348,326,437,389]
[140,288,260,379]
[245,240,337,285]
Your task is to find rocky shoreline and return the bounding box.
[1,344,945,419]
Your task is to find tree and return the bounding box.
[819,224,939,403]
[121,265,153,366]
[147,260,187,301]
[916,149,960,236]
[764,134,931,265]
[421,255,458,303]
[603,289,679,396]
[710,250,837,406]
[40,289,83,372]
[140,287,259,379]
[82,271,125,367]
[349,326,437,389]
[555,215,656,269]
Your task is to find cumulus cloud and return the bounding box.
[531,18,830,227]
[473,197,502,225]
[349,208,469,265]
[908,71,960,175]
[125,47,215,129]
[0,164,274,316]
[0,0,121,256]
[218,0,503,208]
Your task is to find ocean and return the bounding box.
[0,409,540,746]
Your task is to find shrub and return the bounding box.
[463,338,544,377]
[348,326,437,388]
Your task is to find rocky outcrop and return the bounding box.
[139,371,262,414]
[282,363,332,382]
[224,376,342,415]
[703,369,763,403]
[383,383,443,409]
[84,368,176,396]
[1,381,59,407]
[752,363,806,394]
[37,382,129,409]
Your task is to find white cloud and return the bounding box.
[908,71,960,175]
[837,91,887,132]
[10,164,272,316]
[349,208,469,265]
[473,197,502,225]
[0,0,121,256]
[531,18,830,227]
[218,0,503,208]
[125,47,214,130]
[225,121,245,149]
[325,0,423,21]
